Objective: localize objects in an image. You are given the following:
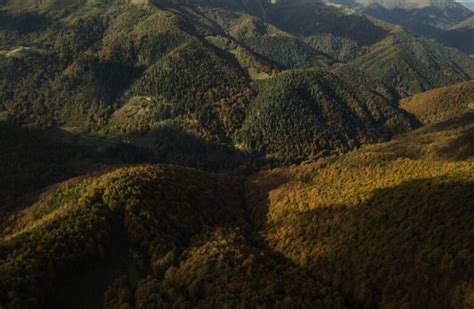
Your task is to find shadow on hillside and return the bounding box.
[424,112,474,133]
[0,121,254,210]
[366,112,474,161]
[43,183,343,309]
[266,3,390,46]
[141,125,254,172]
[435,28,474,55]
[437,125,474,160]
[0,121,154,208]
[0,122,99,209]
[0,10,53,34]
[46,217,145,309]
[252,177,474,308]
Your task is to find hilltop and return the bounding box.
[236,68,417,163]
[401,80,474,125]
[0,0,432,167]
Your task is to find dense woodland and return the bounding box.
[237,69,416,163]
[401,80,474,124]
[0,0,473,308]
[246,112,474,308]
[1,113,472,308]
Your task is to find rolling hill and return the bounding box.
[0,164,344,308]
[401,80,474,124]
[246,111,474,308]
[1,0,474,307]
[1,113,472,307]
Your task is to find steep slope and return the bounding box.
[246,112,474,308]
[193,6,337,68]
[260,0,474,90]
[401,80,474,124]
[0,5,259,201]
[0,3,277,141]
[236,69,417,163]
[336,30,474,97]
[358,2,474,55]
[0,6,191,129]
[0,2,423,168]
[127,37,253,137]
[0,4,259,167]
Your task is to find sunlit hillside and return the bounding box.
[1,0,473,307]
[401,80,474,124]
[0,164,344,308]
[246,112,474,308]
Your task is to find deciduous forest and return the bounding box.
[0,0,473,307]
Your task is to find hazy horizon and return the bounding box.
[457,1,474,10]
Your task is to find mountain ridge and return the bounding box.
[344,0,467,10]
[1,1,474,307]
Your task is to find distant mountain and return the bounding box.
[0,0,472,169]
[361,1,472,30]
[458,0,474,10]
[0,1,425,167]
[1,0,474,308]
[348,0,465,9]
[336,29,474,97]
[341,0,474,54]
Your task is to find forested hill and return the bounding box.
[0,0,416,168]
[246,112,474,308]
[1,113,472,308]
[0,0,472,198]
[1,0,474,308]
[401,80,474,124]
